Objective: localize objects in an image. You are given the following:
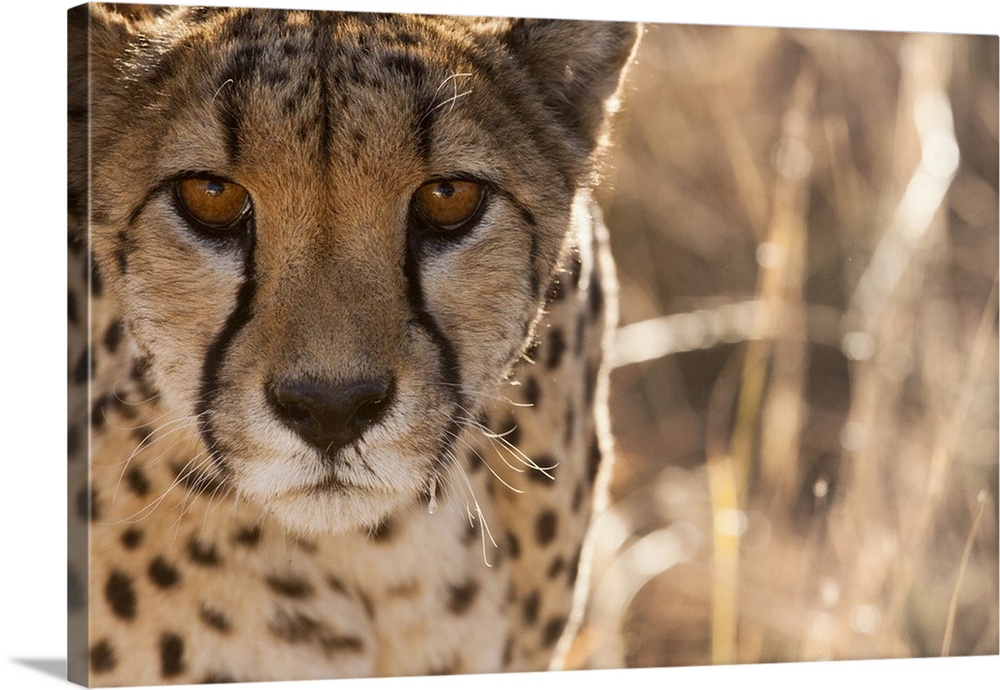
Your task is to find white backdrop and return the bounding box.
[2,1,996,689]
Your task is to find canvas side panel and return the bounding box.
[67,3,92,686]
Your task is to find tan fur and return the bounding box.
[68,5,637,685]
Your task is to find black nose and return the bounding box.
[267,377,394,456]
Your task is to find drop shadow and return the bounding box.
[11,658,67,681]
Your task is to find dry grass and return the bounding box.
[573,23,999,669]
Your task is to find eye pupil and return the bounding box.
[205,181,226,197]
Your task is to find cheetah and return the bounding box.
[67,4,637,685]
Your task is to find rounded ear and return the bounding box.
[68,4,135,236]
[502,19,640,148]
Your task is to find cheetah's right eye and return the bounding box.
[174,177,251,234]
[413,179,485,233]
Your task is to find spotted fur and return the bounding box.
[68,5,636,685]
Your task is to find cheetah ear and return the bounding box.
[68,3,154,94]
[68,5,136,231]
[502,19,640,148]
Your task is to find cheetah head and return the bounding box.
[79,6,637,535]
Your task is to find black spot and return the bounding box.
[124,467,150,497]
[564,404,576,445]
[541,616,568,647]
[266,575,315,599]
[370,518,394,542]
[68,290,79,324]
[427,661,458,676]
[522,590,540,625]
[503,418,521,448]
[233,525,262,546]
[68,187,83,218]
[67,425,80,457]
[547,556,565,579]
[72,349,90,385]
[90,395,107,429]
[105,570,136,620]
[326,575,348,595]
[90,260,103,296]
[76,485,98,522]
[200,604,232,633]
[160,632,185,677]
[68,228,85,253]
[566,548,582,586]
[502,634,514,665]
[522,376,540,407]
[588,436,602,485]
[535,510,558,546]
[188,538,221,566]
[294,537,318,553]
[394,30,422,46]
[589,277,604,317]
[571,481,585,513]
[507,531,521,560]
[203,672,237,683]
[121,528,144,550]
[466,449,483,472]
[527,454,557,484]
[103,319,124,354]
[268,610,364,654]
[462,519,478,545]
[149,557,180,589]
[130,356,158,397]
[114,230,133,273]
[575,312,588,356]
[546,328,566,370]
[359,591,375,620]
[68,564,84,611]
[89,639,116,673]
[384,52,425,84]
[447,579,480,615]
[584,361,598,408]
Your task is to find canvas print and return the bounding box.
[67,3,998,687]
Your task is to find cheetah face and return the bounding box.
[86,9,635,535]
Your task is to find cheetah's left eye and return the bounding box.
[413,179,485,232]
[174,177,251,234]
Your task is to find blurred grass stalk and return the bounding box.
[595,25,997,667]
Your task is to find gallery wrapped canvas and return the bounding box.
[68,3,997,687]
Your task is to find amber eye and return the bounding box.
[174,177,251,232]
[413,179,485,231]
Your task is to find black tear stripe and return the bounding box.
[404,228,464,472]
[501,193,541,300]
[196,226,257,468]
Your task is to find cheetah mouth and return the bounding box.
[257,471,421,536]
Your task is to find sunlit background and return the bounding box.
[571,24,999,668]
